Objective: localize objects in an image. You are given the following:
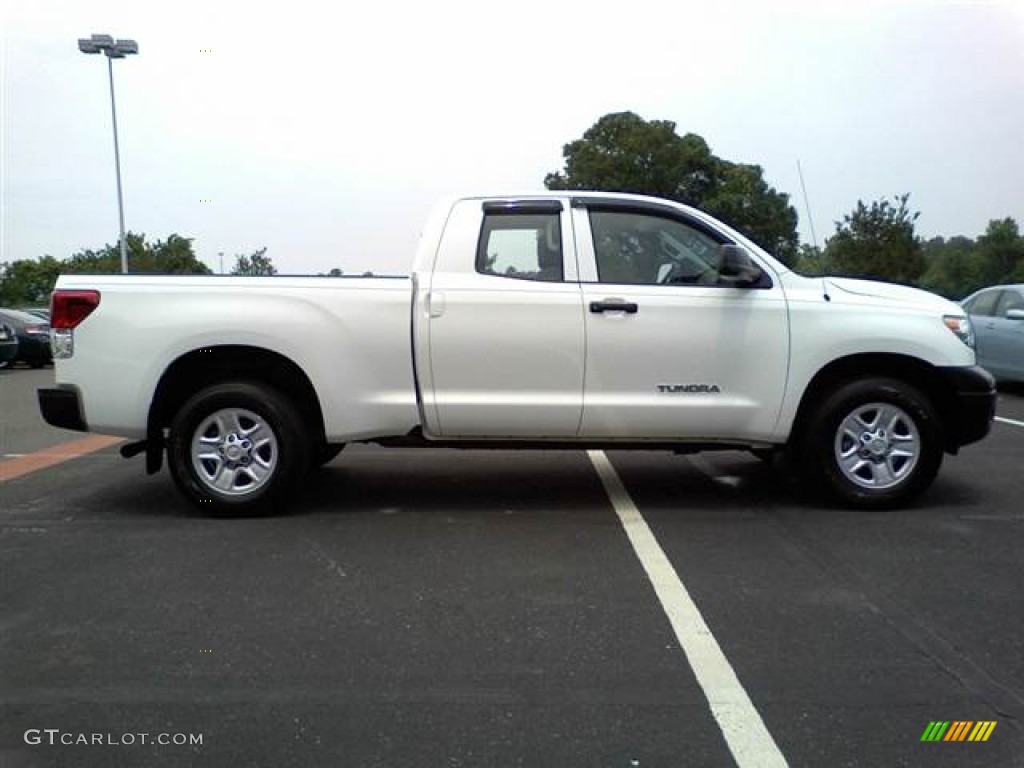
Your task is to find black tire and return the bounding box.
[802,378,943,509]
[167,381,311,516]
[316,443,346,467]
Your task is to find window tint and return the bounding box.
[965,290,1001,317]
[476,213,563,282]
[996,290,1024,315]
[588,210,724,286]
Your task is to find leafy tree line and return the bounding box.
[229,247,276,276]
[919,218,1024,298]
[548,112,1021,298]
[795,200,1023,299]
[0,234,277,306]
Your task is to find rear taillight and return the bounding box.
[50,289,100,359]
[51,290,100,330]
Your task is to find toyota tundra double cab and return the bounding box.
[39,193,995,514]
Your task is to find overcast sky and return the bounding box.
[3,0,1022,275]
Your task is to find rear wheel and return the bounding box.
[803,378,943,509]
[167,381,311,516]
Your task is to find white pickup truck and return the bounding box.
[39,193,995,514]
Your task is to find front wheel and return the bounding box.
[803,378,944,509]
[167,381,311,516]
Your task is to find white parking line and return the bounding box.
[588,450,788,768]
[995,416,1024,429]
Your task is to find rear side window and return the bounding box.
[965,290,1001,317]
[476,213,563,282]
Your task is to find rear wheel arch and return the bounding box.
[149,346,327,449]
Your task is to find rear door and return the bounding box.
[423,199,586,437]
[573,199,790,442]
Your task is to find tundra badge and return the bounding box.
[657,384,722,394]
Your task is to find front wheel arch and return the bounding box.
[789,354,961,455]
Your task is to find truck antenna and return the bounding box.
[797,159,819,251]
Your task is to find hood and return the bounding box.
[824,277,961,313]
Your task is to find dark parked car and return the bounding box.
[0,322,17,368]
[0,308,52,367]
[19,307,50,322]
[961,284,1024,384]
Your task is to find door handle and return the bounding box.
[589,300,638,314]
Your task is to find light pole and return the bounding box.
[78,33,138,274]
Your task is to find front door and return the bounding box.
[575,204,790,442]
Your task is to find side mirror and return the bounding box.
[718,244,763,287]
[1007,308,1024,321]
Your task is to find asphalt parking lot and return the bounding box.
[2,366,1023,767]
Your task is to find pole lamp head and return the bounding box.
[107,40,139,59]
[77,34,138,58]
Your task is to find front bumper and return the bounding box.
[38,387,88,432]
[937,365,996,449]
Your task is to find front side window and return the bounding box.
[589,210,724,286]
[965,290,1001,317]
[476,213,563,282]
[996,290,1024,315]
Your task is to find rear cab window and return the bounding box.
[476,207,564,283]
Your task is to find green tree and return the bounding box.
[976,218,1024,285]
[824,194,924,285]
[545,111,799,265]
[230,247,276,276]
[0,234,210,306]
[919,236,983,299]
[702,161,799,264]
[794,244,827,277]
[61,233,210,275]
[0,256,63,305]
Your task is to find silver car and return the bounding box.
[961,284,1024,383]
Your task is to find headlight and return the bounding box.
[943,314,975,348]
